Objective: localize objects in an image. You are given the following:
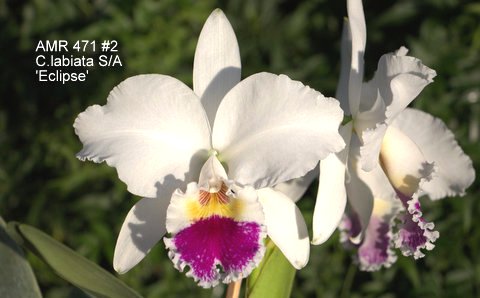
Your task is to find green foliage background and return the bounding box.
[1,0,479,297]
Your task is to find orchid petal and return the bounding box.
[357,48,437,126]
[113,197,170,273]
[391,108,475,199]
[336,18,352,115]
[273,167,317,203]
[213,73,344,188]
[193,9,241,126]
[346,0,366,116]
[312,122,352,245]
[74,75,211,198]
[380,126,435,197]
[257,188,310,269]
[383,49,437,122]
[357,49,436,171]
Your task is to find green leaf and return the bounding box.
[0,220,42,298]
[8,222,142,298]
[246,239,296,298]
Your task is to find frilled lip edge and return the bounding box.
[389,158,438,259]
[164,217,267,288]
[357,218,398,272]
[340,193,439,271]
[339,211,398,271]
[393,193,439,259]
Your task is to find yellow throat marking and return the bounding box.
[186,183,243,221]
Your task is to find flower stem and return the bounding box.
[340,262,356,298]
[226,278,242,298]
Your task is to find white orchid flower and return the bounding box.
[74,9,345,287]
[314,0,474,271]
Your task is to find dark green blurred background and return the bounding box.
[1,0,479,297]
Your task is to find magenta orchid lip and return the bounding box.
[165,216,264,287]
[393,192,439,259]
[164,158,267,287]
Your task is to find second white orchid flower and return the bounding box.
[314,0,474,271]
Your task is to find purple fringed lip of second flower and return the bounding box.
[357,215,397,271]
[341,192,439,271]
[165,215,264,287]
[394,191,439,259]
[340,202,398,271]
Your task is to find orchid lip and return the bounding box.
[165,159,266,287]
[394,191,439,259]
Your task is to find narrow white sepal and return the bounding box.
[113,197,170,273]
[312,122,353,245]
[193,9,241,126]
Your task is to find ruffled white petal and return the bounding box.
[387,75,435,123]
[391,108,475,199]
[357,48,437,126]
[273,167,317,203]
[74,75,211,198]
[380,126,435,196]
[312,122,352,245]
[356,48,436,171]
[193,9,241,126]
[213,73,344,189]
[257,188,310,269]
[113,197,170,273]
[346,0,366,116]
